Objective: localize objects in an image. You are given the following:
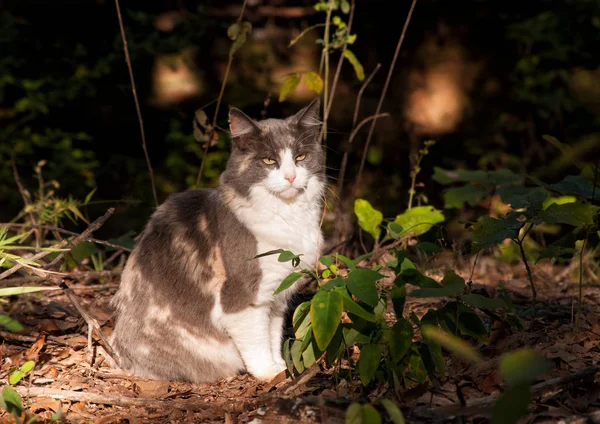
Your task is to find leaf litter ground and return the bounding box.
[1,255,599,423]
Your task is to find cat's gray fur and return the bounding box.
[109,99,325,383]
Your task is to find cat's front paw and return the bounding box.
[249,363,287,382]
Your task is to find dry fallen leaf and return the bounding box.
[134,380,170,398]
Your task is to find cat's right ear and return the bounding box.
[229,107,260,150]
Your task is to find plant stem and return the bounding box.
[354,0,418,196]
[321,0,334,145]
[515,238,536,309]
[195,0,248,188]
[114,0,158,208]
[337,64,381,199]
[576,229,588,331]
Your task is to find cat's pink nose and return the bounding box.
[284,174,296,183]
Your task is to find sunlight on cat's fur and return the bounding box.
[108,99,325,383]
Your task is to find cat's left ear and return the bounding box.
[229,107,260,139]
[290,97,321,128]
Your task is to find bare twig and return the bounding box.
[114,0,158,207]
[12,386,218,410]
[354,0,418,195]
[410,366,599,419]
[0,331,73,348]
[276,361,322,397]
[44,208,115,269]
[58,280,119,365]
[196,0,249,187]
[0,209,113,279]
[319,0,356,144]
[11,158,41,248]
[337,63,381,199]
[0,270,122,287]
[1,223,132,252]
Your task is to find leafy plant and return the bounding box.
[255,199,514,392]
[435,166,599,318]
[279,0,364,141]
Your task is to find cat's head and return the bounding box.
[221,98,325,201]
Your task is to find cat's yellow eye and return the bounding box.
[263,158,276,165]
[295,154,306,162]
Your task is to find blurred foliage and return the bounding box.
[0,0,599,236]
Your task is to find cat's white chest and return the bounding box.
[233,186,323,304]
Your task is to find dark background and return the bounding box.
[1,0,599,241]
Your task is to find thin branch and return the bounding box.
[58,280,119,365]
[0,270,122,287]
[114,0,158,207]
[288,23,326,47]
[1,223,133,252]
[336,63,381,198]
[354,0,418,195]
[196,0,249,188]
[321,0,356,141]
[44,208,116,269]
[347,113,391,146]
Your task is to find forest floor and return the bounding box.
[1,254,599,424]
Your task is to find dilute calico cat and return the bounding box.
[109,98,325,383]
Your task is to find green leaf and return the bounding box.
[291,340,305,373]
[279,73,302,102]
[70,241,100,262]
[354,199,383,240]
[84,188,97,205]
[311,289,344,350]
[346,268,383,307]
[334,287,377,322]
[9,370,24,385]
[0,315,23,332]
[470,214,524,252]
[320,255,334,267]
[443,185,488,209]
[498,185,548,213]
[278,250,300,262]
[0,286,60,297]
[304,71,323,95]
[499,348,551,387]
[491,383,532,424]
[390,285,406,317]
[343,49,365,81]
[388,222,404,239]
[274,272,303,295]
[550,175,600,200]
[293,301,311,335]
[462,294,507,310]
[346,403,363,424]
[389,319,414,363]
[20,360,35,373]
[393,206,445,238]
[358,344,381,385]
[1,385,23,415]
[379,399,405,424]
[421,325,483,364]
[542,195,577,210]
[336,254,356,271]
[283,339,294,375]
[249,249,284,260]
[538,202,599,227]
[229,21,252,56]
[362,405,382,424]
[411,272,465,298]
[320,276,346,290]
